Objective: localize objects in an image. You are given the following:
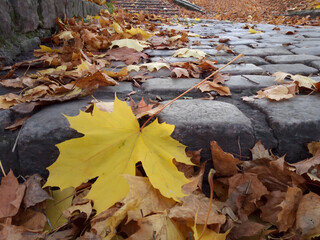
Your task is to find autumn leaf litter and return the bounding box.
[0,8,320,240]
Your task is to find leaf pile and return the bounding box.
[0,10,232,121]
[1,95,320,239]
[172,0,320,26]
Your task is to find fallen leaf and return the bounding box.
[168,192,226,225]
[308,141,320,156]
[192,224,230,240]
[171,67,190,78]
[122,175,176,222]
[272,71,292,83]
[127,62,170,72]
[296,192,320,237]
[0,224,44,240]
[110,39,150,52]
[0,170,26,218]
[5,116,30,131]
[250,140,274,160]
[23,174,52,208]
[198,81,231,95]
[127,213,185,240]
[255,83,297,101]
[105,47,149,65]
[249,28,263,34]
[211,141,242,176]
[45,187,74,229]
[45,96,192,213]
[173,48,206,59]
[290,150,320,175]
[291,74,317,90]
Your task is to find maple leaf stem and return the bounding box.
[198,169,215,240]
[140,54,244,130]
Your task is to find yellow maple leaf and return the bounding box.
[110,39,150,52]
[45,96,192,213]
[125,27,153,39]
[249,28,263,34]
[38,45,62,53]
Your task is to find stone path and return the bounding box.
[1,19,320,179]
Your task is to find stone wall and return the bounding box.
[0,0,106,64]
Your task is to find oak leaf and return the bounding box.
[45,96,192,213]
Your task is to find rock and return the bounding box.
[10,0,39,33]
[260,64,318,75]
[266,55,320,64]
[158,100,255,160]
[0,110,20,178]
[20,37,41,52]
[17,99,89,178]
[246,95,320,162]
[0,0,14,35]
[40,0,57,29]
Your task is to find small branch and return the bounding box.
[241,75,259,85]
[0,160,6,176]
[140,54,244,130]
[197,169,215,240]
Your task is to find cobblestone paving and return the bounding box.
[1,20,320,178]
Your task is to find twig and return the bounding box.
[140,53,244,130]
[197,169,215,240]
[0,160,6,176]
[237,136,242,161]
[241,75,259,85]
[12,125,24,152]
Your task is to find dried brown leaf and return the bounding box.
[211,141,242,176]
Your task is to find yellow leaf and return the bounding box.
[249,28,263,34]
[111,22,123,34]
[128,213,185,240]
[192,224,230,240]
[127,62,170,72]
[194,18,201,21]
[39,45,61,53]
[125,27,153,39]
[173,48,206,59]
[110,39,150,52]
[45,96,192,213]
[45,187,74,230]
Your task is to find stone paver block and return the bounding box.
[266,55,320,64]
[159,100,255,159]
[17,99,92,177]
[291,47,320,56]
[11,0,39,32]
[225,75,275,94]
[302,32,320,38]
[260,64,318,75]
[40,0,56,28]
[142,78,202,99]
[228,39,258,45]
[216,63,264,75]
[247,95,320,162]
[210,56,268,65]
[233,46,293,56]
[0,110,20,178]
[93,82,133,99]
[310,61,320,69]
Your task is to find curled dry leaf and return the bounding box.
[211,141,242,176]
[173,48,206,59]
[168,192,226,225]
[308,141,320,156]
[255,83,298,101]
[23,174,52,208]
[296,192,320,237]
[0,170,26,218]
[290,150,320,175]
[122,175,176,222]
[250,140,274,160]
[171,67,190,78]
[126,213,185,240]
